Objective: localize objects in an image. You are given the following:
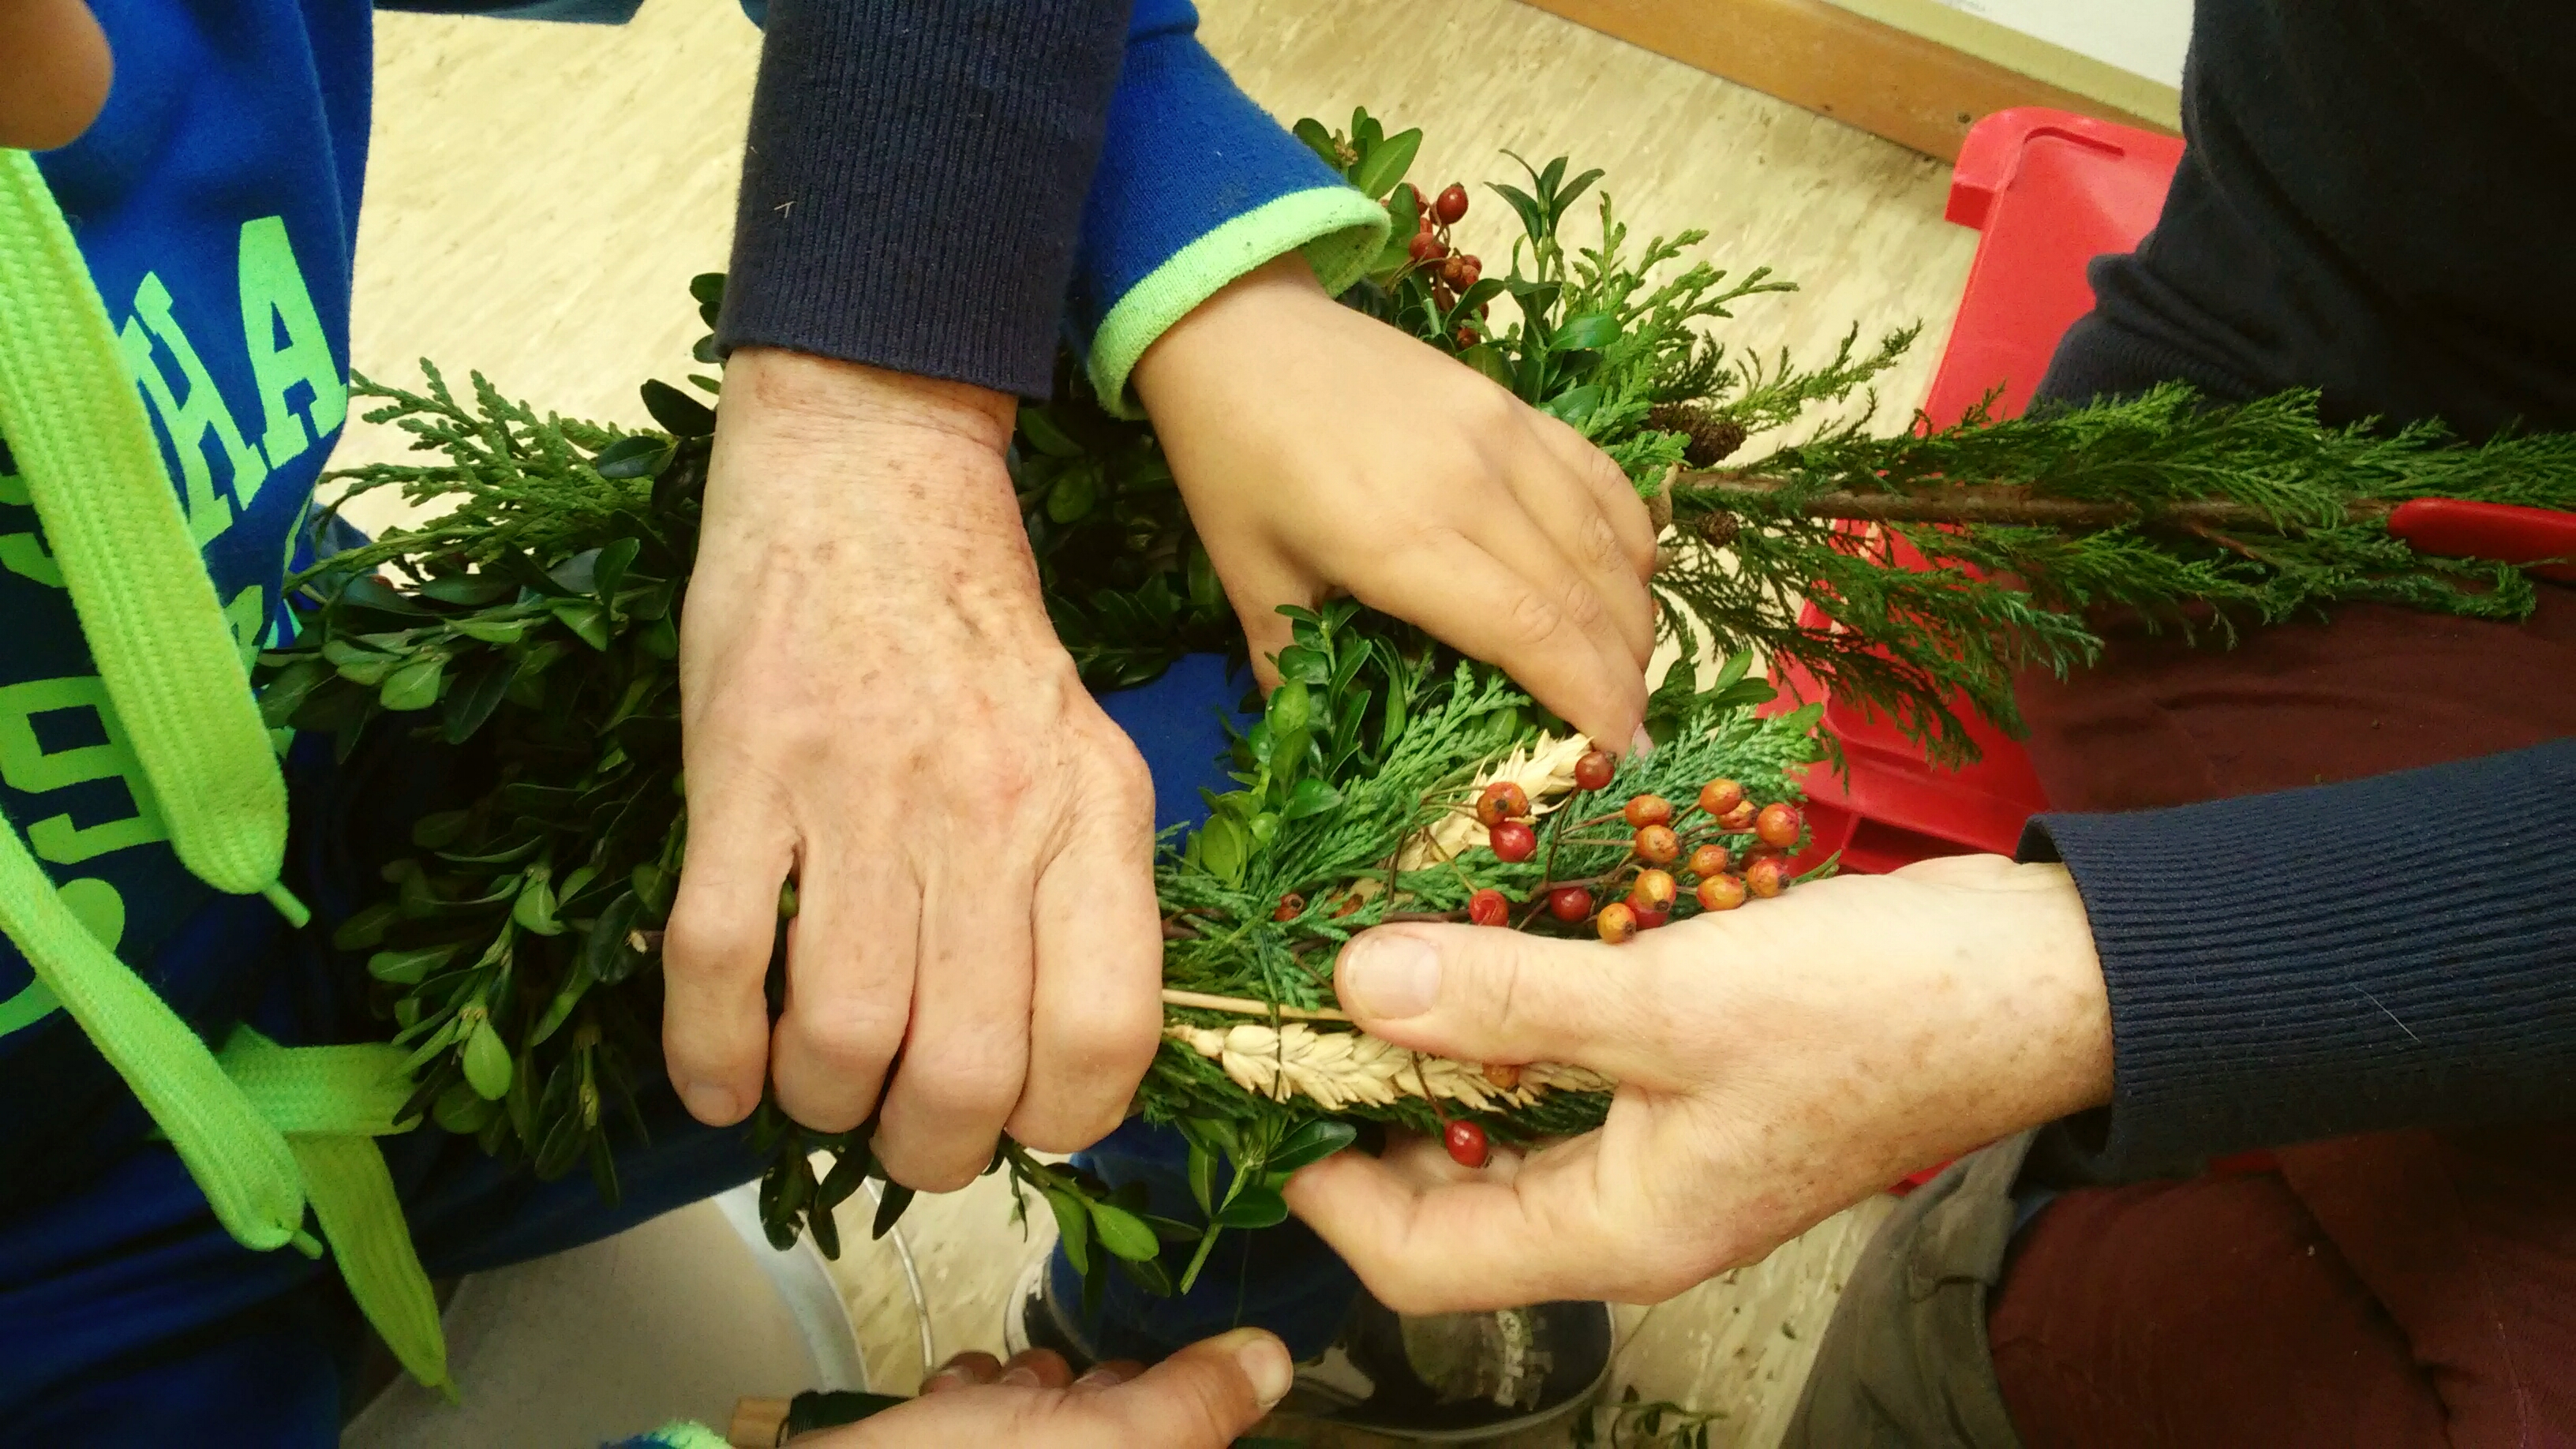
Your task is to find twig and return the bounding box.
[1676,474,2394,530]
[1160,988,1352,1023]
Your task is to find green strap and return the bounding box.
[219,1030,420,1132]
[0,153,442,1389]
[292,1136,450,1395]
[0,148,290,900]
[221,1030,451,1392]
[0,814,308,1252]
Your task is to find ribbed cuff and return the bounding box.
[717,0,1134,399]
[2020,738,2576,1178]
[1086,185,1388,417]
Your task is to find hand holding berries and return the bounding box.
[1288,857,2115,1313]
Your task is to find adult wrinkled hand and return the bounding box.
[665,346,1162,1189]
[1282,856,2116,1311]
[1134,255,1660,751]
[792,1333,1291,1447]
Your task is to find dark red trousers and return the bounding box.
[1990,592,2576,1447]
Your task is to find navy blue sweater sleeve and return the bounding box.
[2020,739,2576,1178]
[716,0,1135,398]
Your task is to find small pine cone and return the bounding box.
[1690,416,1749,466]
[1645,402,1750,467]
[1696,509,1741,549]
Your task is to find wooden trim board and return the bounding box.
[1516,0,2180,162]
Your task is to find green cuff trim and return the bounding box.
[638,1422,735,1449]
[1088,185,1389,419]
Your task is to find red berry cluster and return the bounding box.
[1462,747,1803,943]
[1403,181,1486,349]
[1467,747,1807,944]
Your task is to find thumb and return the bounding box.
[1089,1328,1291,1445]
[1333,924,1669,1083]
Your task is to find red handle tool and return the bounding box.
[2388,498,2576,583]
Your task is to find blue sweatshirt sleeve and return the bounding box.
[1067,0,1389,416]
[2020,737,2576,1178]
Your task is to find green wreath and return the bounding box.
[265,109,2576,1307]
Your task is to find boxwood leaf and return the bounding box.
[639,379,716,438]
[1088,1201,1161,1262]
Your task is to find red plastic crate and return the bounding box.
[1758,110,2186,1193]
[1767,110,2185,881]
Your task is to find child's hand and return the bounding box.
[1134,256,1659,751]
[0,0,113,150]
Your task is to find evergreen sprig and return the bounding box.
[1657,386,2576,758]
[271,110,2576,1312]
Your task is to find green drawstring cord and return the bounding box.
[219,1029,451,1394]
[0,148,443,1390]
[0,150,299,912]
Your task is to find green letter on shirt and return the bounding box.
[122,273,267,549]
[238,216,346,474]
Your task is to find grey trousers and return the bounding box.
[1779,1134,2037,1448]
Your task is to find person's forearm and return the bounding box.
[1062,0,1384,415]
[718,0,1134,397]
[2025,736,2576,1177]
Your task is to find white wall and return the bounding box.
[1927,0,2192,88]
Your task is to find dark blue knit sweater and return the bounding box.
[2030,0,2576,1175]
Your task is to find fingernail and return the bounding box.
[1629,725,1655,760]
[1074,1361,1138,1388]
[679,1081,739,1124]
[1217,1328,1294,1408]
[1340,934,1440,1019]
[998,1365,1043,1387]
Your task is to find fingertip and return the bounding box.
[1211,1328,1294,1410]
[924,1350,1001,1393]
[1074,1359,1148,1390]
[676,1078,749,1128]
[998,1348,1074,1389]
